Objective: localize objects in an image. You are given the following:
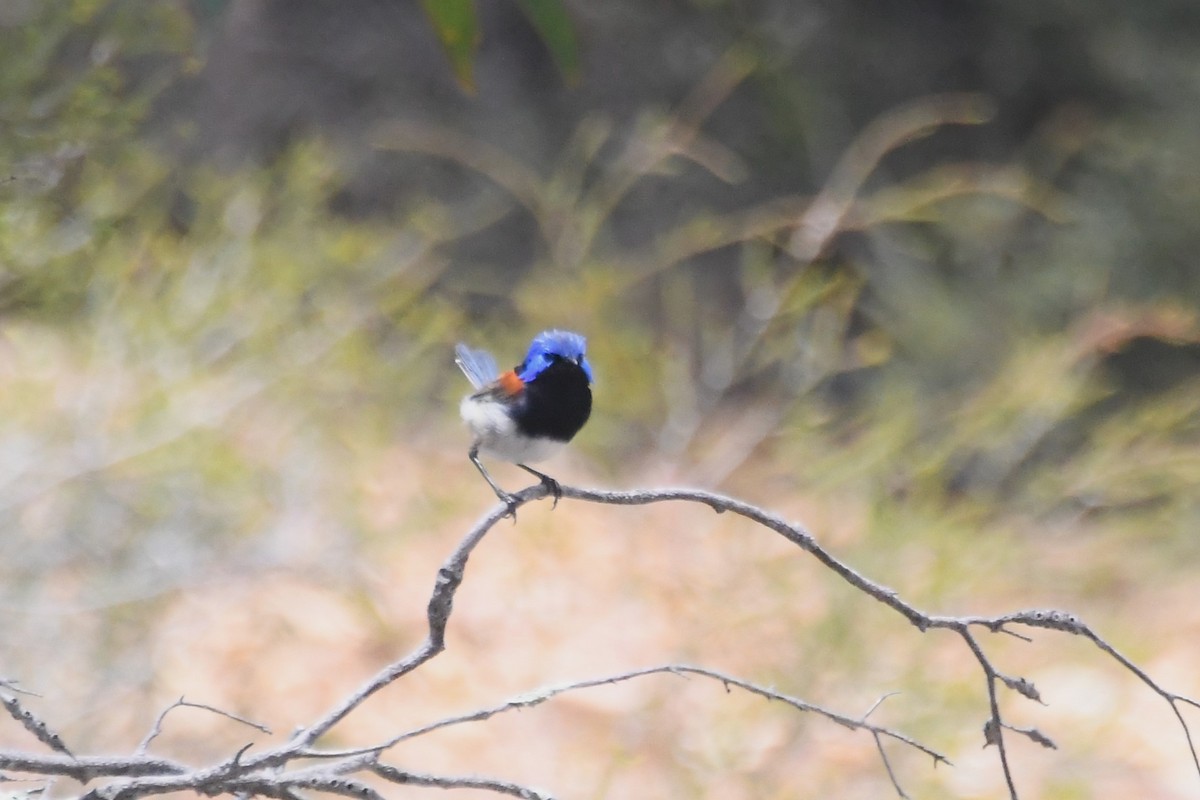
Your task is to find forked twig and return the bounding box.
[138,697,272,754]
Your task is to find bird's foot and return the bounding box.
[539,475,562,509]
[496,491,519,521]
[516,464,563,509]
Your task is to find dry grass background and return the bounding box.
[2,9,1200,795]
[1,148,1197,796]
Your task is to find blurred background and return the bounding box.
[2,1,1199,797]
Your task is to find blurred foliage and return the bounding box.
[418,0,480,90]
[419,0,579,90]
[1,1,1199,798]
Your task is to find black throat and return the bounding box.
[513,361,592,442]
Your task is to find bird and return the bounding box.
[455,329,594,516]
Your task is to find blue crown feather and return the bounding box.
[518,329,594,384]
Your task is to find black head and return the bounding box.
[512,354,593,442]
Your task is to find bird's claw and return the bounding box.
[485,469,561,519]
[540,476,563,509]
[495,491,519,521]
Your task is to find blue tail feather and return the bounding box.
[455,343,500,389]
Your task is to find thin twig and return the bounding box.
[305,664,947,771]
[0,680,40,698]
[874,732,911,800]
[960,628,1019,798]
[138,697,272,754]
[862,692,902,722]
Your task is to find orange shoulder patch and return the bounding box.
[498,370,525,395]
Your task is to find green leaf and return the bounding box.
[514,0,581,85]
[419,0,480,92]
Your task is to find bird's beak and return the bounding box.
[578,356,595,383]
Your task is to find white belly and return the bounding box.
[460,395,565,464]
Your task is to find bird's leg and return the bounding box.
[469,446,518,518]
[516,463,562,508]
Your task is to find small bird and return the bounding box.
[456,329,594,515]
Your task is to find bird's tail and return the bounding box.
[454,343,499,389]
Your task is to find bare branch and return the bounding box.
[0,753,186,783]
[497,482,1200,798]
[1,482,1194,800]
[1078,624,1200,777]
[1,694,73,758]
[373,763,555,800]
